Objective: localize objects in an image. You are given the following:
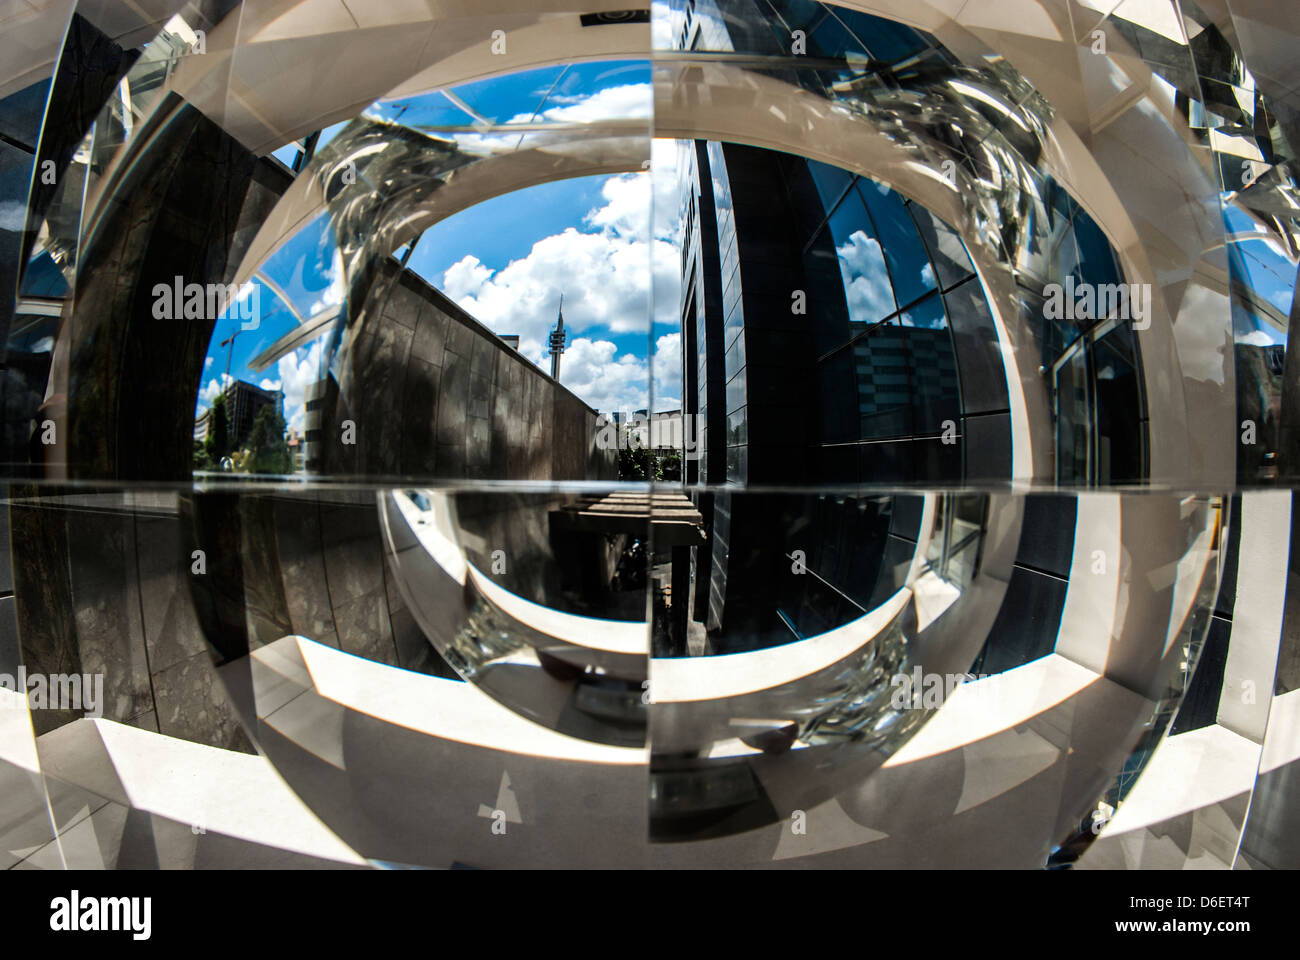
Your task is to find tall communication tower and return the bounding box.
[548,293,568,380]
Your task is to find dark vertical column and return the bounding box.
[9,14,138,344]
[63,94,257,480]
[0,482,13,668]
[183,492,249,667]
[9,491,81,735]
[682,294,699,485]
[720,141,815,485]
[691,491,713,625]
[1,15,138,470]
[670,544,690,654]
[693,140,727,487]
[1274,261,1300,482]
[692,142,733,633]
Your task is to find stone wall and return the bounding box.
[322,261,617,482]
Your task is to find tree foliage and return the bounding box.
[205,394,230,463]
[618,446,671,482]
[245,405,293,475]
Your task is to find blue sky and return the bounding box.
[197,59,681,443]
[408,178,609,281]
[405,171,672,376]
[386,58,678,413]
[1224,202,1297,346]
[372,60,652,128]
[195,211,341,434]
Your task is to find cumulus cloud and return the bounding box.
[301,247,346,318]
[653,6,678,48]
[198,373,233,409]
[652,332,682,411]
[585,173,652,240]
[838,230,896,323]
[651,138,685,244]
[451,83,652,156]
[424,141,687,413]
[276,341,324,433]
[440,219,678,350]
[555,337,649,413]
[534,83,650,123]
[1237,329,1281,348]
[443,255,493,295]
[541,330,681,416]
[441,228,649,342]
[194,341,320,441]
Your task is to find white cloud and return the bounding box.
[838,230,896,322]
[652,331,682,411]
[534,331,681,416]
[0,201,27,232]
[651,138,683,244]
[583,146,683,249]
[450,83,652,156]
[534,83,650,123]
[301,247,346,318]
[443,255,493,295]
[440,224,677,344]
[426,142,686,413]
[585,173,651,240]
[653,1,678,48]
[555,337,649,413]
[198,372,234,408]
[1238,328,1281,348]
[276,341,323,433]
[197,343,320,436]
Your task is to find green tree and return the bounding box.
[660,450,682,482]
[205,394,230,463]
[245,404,293,475]
[618,446,663,482]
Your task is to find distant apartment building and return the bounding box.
[286,427,305,472]
[196,379,284,452]
[610,409,685,453]
[303,378,329,472]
